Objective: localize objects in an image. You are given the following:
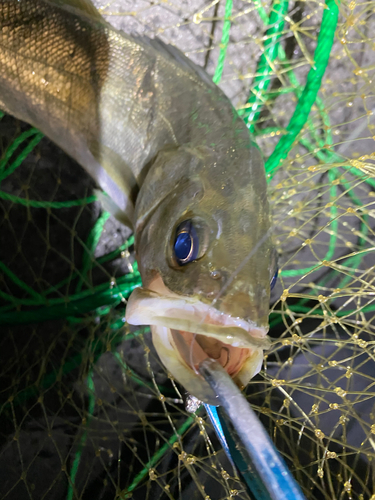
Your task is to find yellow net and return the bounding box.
[0,0,374,498]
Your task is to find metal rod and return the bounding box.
[199,359,306,500]
[204,403,237,472]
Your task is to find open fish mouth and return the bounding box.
[126,286,271,404]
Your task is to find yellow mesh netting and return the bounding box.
[0,0,374,498]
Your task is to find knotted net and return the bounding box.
[0,0,374,498]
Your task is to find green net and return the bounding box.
[0,0,375,498]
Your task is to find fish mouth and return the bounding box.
[125,286,270,404]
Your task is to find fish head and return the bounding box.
[126,143,276,404]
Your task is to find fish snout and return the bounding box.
[216,283,270,330]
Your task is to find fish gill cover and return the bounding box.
[0,0,374,499]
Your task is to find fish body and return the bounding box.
[0,0,275,403]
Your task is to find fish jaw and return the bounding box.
[150,326,264,404]
[125,286,270,404]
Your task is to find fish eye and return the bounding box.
[173,220,199,266]
[270,267,278,291]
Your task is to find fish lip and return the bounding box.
[125,286,271,351]
[126,285,269,404]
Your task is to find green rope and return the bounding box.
[271,299,375,320]
[277,135,372,279]
[96,235,134,264]
[241,0,338,183]
[244,0,289,132]
[0,275,141,324]
[1,2,368,496]
[1,1,371,495]
[0,0,344,327]
[265,0,340,178]
[66,372,96,500]
[0,125,96,208]
[40,235,135,300]
[246,0,372,336]
[334,176,369,290]
[280,167,338,278]
[0,260,45,302]
[0,326,146,414]
[212,0,233,84]
[0,189,97,208]
[253,0,269,24]
[269,299,375,329]
[0,128,42,180]
[122,415,197,496]
[113,351,157,391]
[341,164,375,189]
[64,334,176,500]
[75,210,111,293]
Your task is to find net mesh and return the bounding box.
[0,0,375,498]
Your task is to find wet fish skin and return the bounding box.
[0,0,275,402]
[134,143,272,326]
[0,0,245,223]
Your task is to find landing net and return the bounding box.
[0,0,374,498]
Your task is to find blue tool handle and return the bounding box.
[200,359,306,500]
[204,403,237,472]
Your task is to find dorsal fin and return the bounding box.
[137,36,217,90]
[45,0,104,22]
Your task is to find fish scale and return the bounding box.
[0,0,275,403]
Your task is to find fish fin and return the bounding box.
[137,36,217,90]
[45,0,104,22]
[94,189,133,229]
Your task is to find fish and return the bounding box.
[0,0,276,404]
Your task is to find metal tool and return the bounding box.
[200,359,306,500]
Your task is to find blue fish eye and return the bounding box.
[174,220,199,266]
[270,267,278,291]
